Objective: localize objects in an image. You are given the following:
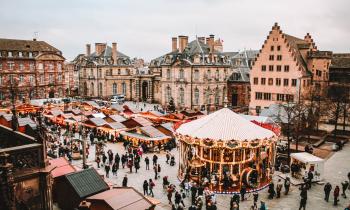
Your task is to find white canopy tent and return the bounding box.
[291,152,325,181]
[177,108,275,141]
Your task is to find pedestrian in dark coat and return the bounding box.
[299,187,307,210]
[334,185,340,206]
[324,182,332,202]
[122,175,128,187]
[105,164,110,178]
[143,180,149,195]
[341,180,349,198]
[115,153,120,169]
[145,156,150,170]
[284,177,291,195]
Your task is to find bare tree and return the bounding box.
[328,85,348,141]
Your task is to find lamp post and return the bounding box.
[80,103,88,169]
[8,77,19,131]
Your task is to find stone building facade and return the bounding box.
[149,35,235,111]
[76,43,160,102]
[249,23,332,114]
[227,50,258,109]
[0,38,65,102]
[64,61,79,96]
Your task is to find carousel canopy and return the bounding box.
[177,108,275,141]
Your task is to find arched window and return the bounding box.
[166,86,171,102]
[122,82,126,95]
[179,69,184,79]
[194,88,199,105]
[112,83,117,95]
[179,87,184,105]
[99,82,103,96]
[91,82,94,96]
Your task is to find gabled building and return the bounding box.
[149,35,235,111]
[249,23,332,114]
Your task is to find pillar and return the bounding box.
[135,79,140,101]
[148,80,153,103]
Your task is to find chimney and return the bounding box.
[178,36,188,53]
[209,35,215,61]
[112,42,117,64]
[198,37,205,44]
[86,44,91,56]
[172,37,177,52]
[95,43,106,56]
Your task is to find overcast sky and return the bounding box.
[0,0,349,61]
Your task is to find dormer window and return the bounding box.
[8,51,13,57]
[18,52,23,57]
[29,52,33,58]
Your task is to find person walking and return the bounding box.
[299,186,307,210]
[167,185,174,204]
[307,170,313,189]
[240,184,246,201]
[324,182,332,202]
[121,154,126,169]
[166,152,170,164]
[253,191,259,208]
[102,153,107,166]
[122,175,128,187]
[284,177,291,195]
[112,162,118,176]
[276,179,283,198]
[341,180,349,198]
[334,185,340,206]
[96,156,101,168]
[191,184,198,204]
[143,180,149,195]
[153,164,158,180]
[105,164,110,178]
[145,156,150,170]
[115,153,120,169]
[149,179,155,197]
[134,159,140,173]
[268,182,275,199]
[152,154,158,166]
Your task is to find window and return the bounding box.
[19,75,24,83]
[166,69,171,79]
[277,46,281,51]
[316,70,322,76]
[29,75,34,85]
[261,65,266,71]
[58,73,62,82]
[263,93,271,100]
[30,63,34,71]
[19,63,24,70]
[269,55,274,61]
[261,78,266,85]
[194,70,199,81]
[215,70,219,80]
[166,86,171,101]
[49,64,54,70]
[58,63,62,71]
[269,65,274,71]
[8,52,12,57]
[0,64,2,70]
[99,82,103,96]
[255,92,262,100]
[268,78,273,85]
[8,62,14,70]
[38,63,43,70]
[179,69,184,79]
[277,55,282,61]
[29,52,33,58]
[215,89,220,104]
[40,74,44,84]
[292,79,297,86]
[179,88,184,104]
[118,69,121,75]
[277,65,281,72]
[121,82,126,95]
[277,94,285,101]
[194,88,199,105]
[276,78,281,86]
[98,69,102,78]
[49,74,54,83]
[286,94,294,102]
[18,52,23,57]
[283,79,289,86]
[253,77,258,85]
[284,65,289,72]
[270,46,274,51]
[9,75,14,83]
[112,83,117,95]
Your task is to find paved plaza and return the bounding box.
[66,133,350,210]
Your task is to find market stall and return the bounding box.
[176,108,278,193]
[290,152,324,181]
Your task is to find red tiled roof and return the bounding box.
[49,157,76,178]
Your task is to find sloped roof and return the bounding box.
[0,38,60,52]
[1,114,13,121]
[106,122,126,130]
[239,114,275,124]
[88,117,108,127]
[92,113,106,118]
[84,101,101,109]
[140,126,167,138]
[260,104,289,124]
[65,168,109,198]
[108,114,126,122]
[86,187,155,210]
[110,104,124,112]
[161,122,174,133]
[331,53,350,69]
[177,108,275,141]
[18,117,37,128]
[133,117,153,127]
[49,157,76,178]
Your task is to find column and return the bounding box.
[148,80,153,103]
[135,79,140,101]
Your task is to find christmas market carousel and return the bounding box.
[176,108,278,193]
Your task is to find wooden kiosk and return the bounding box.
[176,108,278,193]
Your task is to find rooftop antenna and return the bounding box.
[33,31,39,41]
